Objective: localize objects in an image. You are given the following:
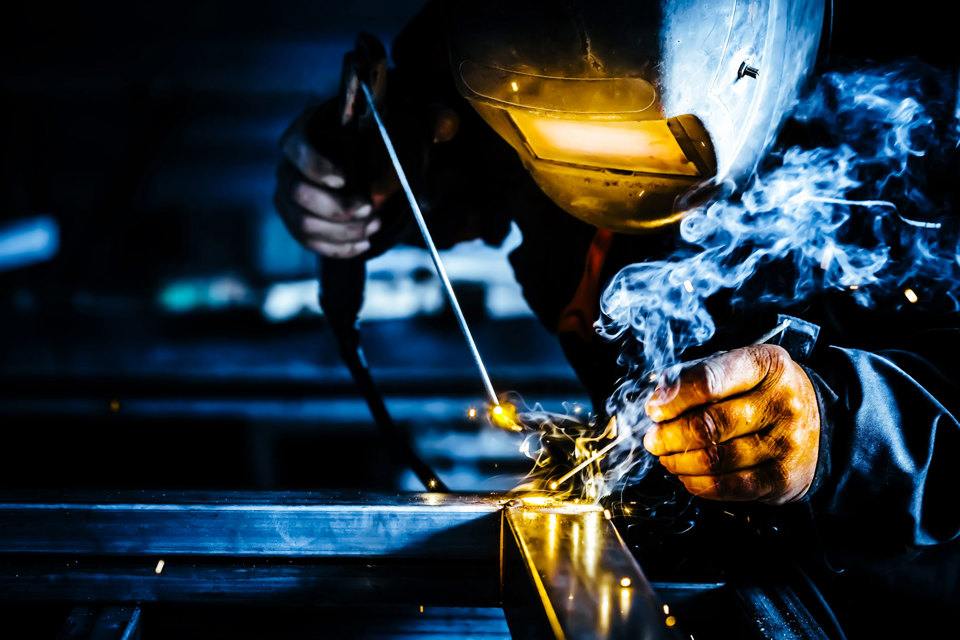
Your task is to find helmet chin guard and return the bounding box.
[445,0,826,233]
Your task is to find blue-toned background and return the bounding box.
[0,0,585,493]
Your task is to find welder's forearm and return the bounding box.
[804,343,960,549]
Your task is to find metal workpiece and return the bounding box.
[0,491,502,559]
[501,503,679,640]
[0,492,826,638]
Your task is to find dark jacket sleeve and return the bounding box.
[804,330,960,551]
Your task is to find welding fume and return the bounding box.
[274,0,960,635]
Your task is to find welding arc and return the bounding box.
[320,257,448,493]
[360,81,500,409]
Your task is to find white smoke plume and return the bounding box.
[592,61,960,498]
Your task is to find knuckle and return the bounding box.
[292,182,311,208]
[757,344,788,378]
[707,474,726,497]
[698,360,724,400]
[701,445,723,473]
[691,407,722,445]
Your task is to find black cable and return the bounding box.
[319,255,448,492]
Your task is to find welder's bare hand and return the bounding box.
[274,110,386,259]
[273,32,393,259]
[643,345,820,505]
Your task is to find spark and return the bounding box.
[683,280,694,292]
[154,559,165,574]
[511,81,519,92]
[904,288,918,303]
[850,284,859,290]
[419,605,424,613]
[493,405,503,415]
[549,482,558,490]
[553,438,621,487]
[620,577,632,587]
[666,616,677,627]
[649,373,657,381]
[603,509,612,520]
[428,479,437,489]
[663,604,670,615]
[468,408,476,418]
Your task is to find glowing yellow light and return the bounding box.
[155,559,165,574]
[620,577,632,588]
[109,399,120,412]
[683,280,694,293]
[549,482,558,490]
[904,288,918,303]
[849,285,859,290]
[510,81,519,92]
[419,605,424,613]
[489,402,522,432]
[574,406,581,413]
[665,616,677,627]
[663,604,670,615]
[603,509,612,520]
[510,111,700,176]
[428,479,437,489]
[649,373,657,381]
[521,496,552,506]
[620,587,632,616]
[468,408,477,418]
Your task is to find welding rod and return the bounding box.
[360,81,500,408]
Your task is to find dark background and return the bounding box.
[0,0,584,494]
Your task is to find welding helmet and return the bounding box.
[445,0,826,233]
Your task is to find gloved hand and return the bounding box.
[273,33,459,259]
[643,344,820,505]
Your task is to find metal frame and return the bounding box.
[0,491,679,638]
[0,491,831,638]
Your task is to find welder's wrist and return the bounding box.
[796,364,837,502]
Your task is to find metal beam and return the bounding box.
[501,503,677,640]
[0,491,825,639]
[0,491,502,559]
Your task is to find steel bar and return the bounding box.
[501,503,678,640]
[360,80,499,408]
[0,491,826,638]
[2,559,499,606]
[0,491,501,559]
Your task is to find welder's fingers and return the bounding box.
[645,345,788,423]
[652,345,821,504]
[304,238,372,259]
[302,215,382,244]
[643,394,769,457]
[291,180,372,223]
[677,463,784,502]
[657,433,774,476]
[274,164,380,259]
[280,123,345,189]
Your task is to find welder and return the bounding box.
[274,0,959,633]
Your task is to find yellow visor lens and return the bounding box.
[510,112,700,176]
